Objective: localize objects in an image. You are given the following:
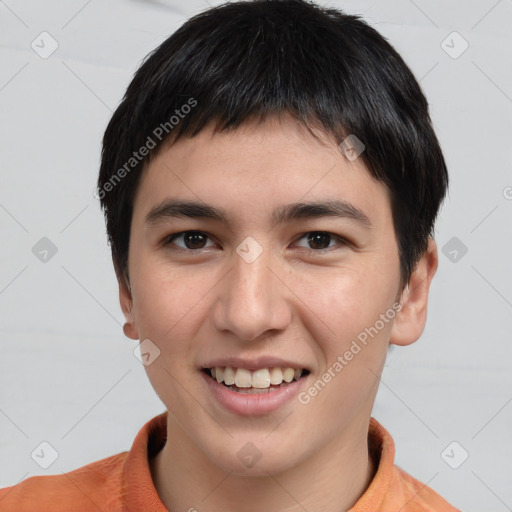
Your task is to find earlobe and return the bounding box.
[390,238,438,347]
[118,274,139,340]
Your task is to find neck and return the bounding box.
[150,415,376,512]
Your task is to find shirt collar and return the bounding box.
[122,412,395,511]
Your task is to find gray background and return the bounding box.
[1,0,511,510]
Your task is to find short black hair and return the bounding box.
[98,0,448,288]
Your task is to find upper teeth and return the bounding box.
[210,367,303,388]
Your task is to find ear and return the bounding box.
[390,238,438,347]
[118,272,139,340]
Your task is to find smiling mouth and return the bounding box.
[202,367,309,394]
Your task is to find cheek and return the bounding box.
[129,263,214,411]
[295,271,394,426]
[289,263,397,349]
[130,259,213,345]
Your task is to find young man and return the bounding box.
[0,0,460,510]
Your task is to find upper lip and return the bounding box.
[201,356,310,371]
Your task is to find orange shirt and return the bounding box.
[0,413,459,511]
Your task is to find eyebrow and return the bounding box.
[145,199,371,228]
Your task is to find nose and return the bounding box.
[211,248,293,342]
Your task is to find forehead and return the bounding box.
[132,117,392,230]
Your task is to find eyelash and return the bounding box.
[163,230,349,254]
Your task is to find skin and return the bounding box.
[119,115,438,512]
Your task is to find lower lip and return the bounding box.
[201,371,307,416]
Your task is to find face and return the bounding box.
[120,115,435,476]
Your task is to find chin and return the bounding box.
[200,435,306,477]
[217,454,297,478]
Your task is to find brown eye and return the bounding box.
[183,232,207,249]
[306,232,333,250]
[167,231,214,250]
[294,231,347,252]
